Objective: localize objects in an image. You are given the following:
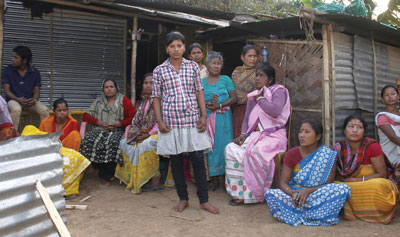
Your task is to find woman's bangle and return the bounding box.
[285,187,291,192]
[362,176,365,182]
[256,96,264,101]
[219,103,222,109]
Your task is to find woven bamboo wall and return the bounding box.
[249,39,324,148]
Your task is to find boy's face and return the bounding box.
[12,52,26,68]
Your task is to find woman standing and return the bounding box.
[203,52,237,190]
[225,64,290,205]
[333,115,398,224]
[80,79,135,185]
[265,119,350,226]
[40,98,81,151]
[188,43,208,79]
[376,85,400,171]
[152,31,218,214]
[231,45,258,138]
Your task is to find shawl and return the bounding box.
[231,65,256,105]
[86,93,124,123]
[39,114,78,141]
[127,96,156,144]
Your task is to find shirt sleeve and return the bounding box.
[151,67,162,98]
[120,96,135,127]
[34,69,41,87]
[257,88,287,118]
[1,68,9,84]
[193,63,203,91]
[283,147,302,168]
[241,100,256,134]
[82,112,98,125]
[377,114,391,126]
[224,76,235,92]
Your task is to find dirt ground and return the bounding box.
[65,168,400,237]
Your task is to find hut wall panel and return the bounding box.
[2,1,125,110]
[334,109,375,142]
[0,134,65,237]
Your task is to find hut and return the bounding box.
[198,10,400,147]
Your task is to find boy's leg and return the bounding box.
[189,151,208,204]
[7,100,22,130]
[170,153,188,201]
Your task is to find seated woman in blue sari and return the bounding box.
[265,119,351,226]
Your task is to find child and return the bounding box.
[152,32,219,214]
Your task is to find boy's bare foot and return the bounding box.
[200,202,219,214]
[173,200,189,212]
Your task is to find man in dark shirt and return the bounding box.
[2,46,49,129]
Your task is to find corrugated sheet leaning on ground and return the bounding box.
[0,134,65,237]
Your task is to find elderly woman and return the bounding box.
[40,98,81,151]
[225,64,290,205]
[0,95,18,141]
[115,73,163,193]
[265,119,350,226]
[188,43,208,79]
[333,115,398,224]
[80,79,135,185]
[231,45,258,138]
[376,85,400,171]
[203,52,237,190]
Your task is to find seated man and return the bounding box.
[2,45,49,130]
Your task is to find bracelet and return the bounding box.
[256,96,265,101]
[219,103,222,109]
[285,187,291,192]
[362,176,365,182]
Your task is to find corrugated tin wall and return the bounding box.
[2,1,126,109]
[0,134,65,237]
[333,32,400,141]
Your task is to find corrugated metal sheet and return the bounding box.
[0,134,65,237]
[334,109,376,142]
[333,32,356,109]
[353,35,374,112]
[3,1,126,109]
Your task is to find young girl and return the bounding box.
[152,32,219,214]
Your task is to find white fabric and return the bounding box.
[156,127,211,156]
[119,136,158,166]
[0,96,12,124]
[375,112,400,168]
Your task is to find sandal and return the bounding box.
[229,199,244,206]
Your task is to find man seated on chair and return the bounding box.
[2,45,49,130]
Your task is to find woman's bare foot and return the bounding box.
[173,200,189,212]
[200,202,219,214]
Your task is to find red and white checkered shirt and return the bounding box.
[152,58,203,128]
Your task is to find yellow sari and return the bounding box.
[21,125,90,196]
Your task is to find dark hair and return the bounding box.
[205,51,223,67]
[188,43,203,54]
[256,64,276,85]
[166,31,185,46]
[241,44,257,56]
[342,115,367,134]
[143,73,153,84]
[299,119,323,144]
[381,85,399,98]
[53,98,68,111]
[102,79,119,92]
[13,46,32,64]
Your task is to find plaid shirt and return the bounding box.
[152,58,203,128]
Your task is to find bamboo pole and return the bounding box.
[0,0,4,89]
[291,108,323,113]
[328,24,336,144]
[322,25,331,146]
[49,12,54,105]
[123,19,127,96]
[371,32,378,138]
[130,16,138,103]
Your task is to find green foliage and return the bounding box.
[377,0,400,27]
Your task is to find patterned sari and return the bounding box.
[0,95,18,141]
[265,145,351,226]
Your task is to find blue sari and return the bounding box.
[265,145,351,226]
[202,76,234,177]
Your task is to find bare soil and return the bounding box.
[65,168,400,237]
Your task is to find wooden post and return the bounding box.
[371,32,378,138]
[328,24,336,144]
[49,12,54,105]
[35,180,71,237]
[158,23,163,65]
[130,16,138,103]
[0,0,4,89]
[322,25,331,146]
[123,19,127,96]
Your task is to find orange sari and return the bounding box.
[40,114,81,151]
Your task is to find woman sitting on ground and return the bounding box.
[225,64,290,205]
[376,85,400,173]
[40,98,81,151]
[265,119,350,226]
[115,73,163,193]
[80,79,135,185]
[333,115,398,224]
[203,52,237,190]
[188,43,208,79]
[0,95,18,141]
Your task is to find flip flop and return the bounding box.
[229,199,244,206]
